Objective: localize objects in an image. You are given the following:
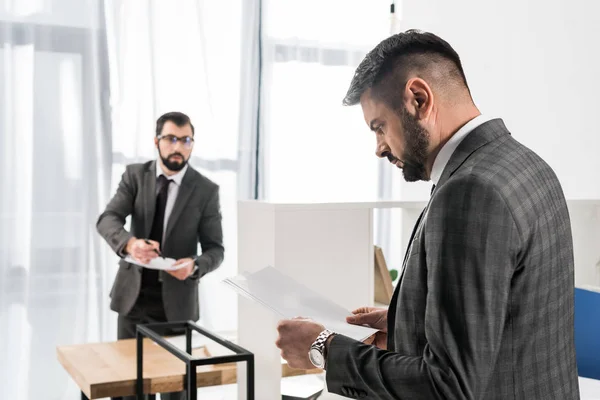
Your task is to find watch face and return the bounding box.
[309,348,324,368]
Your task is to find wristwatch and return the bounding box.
[308,329,336,369]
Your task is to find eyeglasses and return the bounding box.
[157,134,194,148]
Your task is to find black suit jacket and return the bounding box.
[97,161,224,321]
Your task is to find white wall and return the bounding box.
[568,201,600,288]
[396,0,600,201]
[393,1,600,286]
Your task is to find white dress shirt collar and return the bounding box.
[156,160,188,186]
[430,115,493,185]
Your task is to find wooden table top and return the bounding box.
[57,338,318,399]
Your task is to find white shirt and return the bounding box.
[430,115,494,186]
[156,161,188,242]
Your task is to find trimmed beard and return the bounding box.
[398,107,429,182]
[159,149,188,172]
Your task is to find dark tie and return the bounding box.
[149,174,171,245]
[142,174,171,288]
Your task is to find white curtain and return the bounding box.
[0,0,112,399]
[103,0,244,334]
[260,0,407,270]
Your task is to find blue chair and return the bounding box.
[575,287,600,380]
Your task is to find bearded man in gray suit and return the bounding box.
[97,111,224,400]
[275,30,579,399]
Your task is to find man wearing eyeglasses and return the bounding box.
[97,111,224,400]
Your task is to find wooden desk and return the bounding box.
[57,338,318,399]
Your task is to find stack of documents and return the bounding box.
[124,255,191,271]
[224,266,378,342]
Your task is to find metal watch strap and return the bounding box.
[313,329,335,360]
[312,329,335,370]
[312,329,333,350]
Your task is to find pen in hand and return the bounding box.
[144,239,163,258]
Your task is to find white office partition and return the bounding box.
[236,199,600,399]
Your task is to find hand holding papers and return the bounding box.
[223,266,378,342]
[124,255,192,271]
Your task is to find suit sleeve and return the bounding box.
[96,167,135,256]
[193,186,224,278]
[325,175,521,399]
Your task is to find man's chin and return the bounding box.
[402,173,421,183]
[164,160,186,172]
[401,164,427,182]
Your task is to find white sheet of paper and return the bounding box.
[579,377,600,400]
[281,374,324,397]
[192,374,324,400]
[124,255,191,271]
[223,266,378,342]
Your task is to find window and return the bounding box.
[262,0,392,203]
[261,0,418,275]
[0,1,111,398]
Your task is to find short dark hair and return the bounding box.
[155,111,195,137]
[343,29,470,107]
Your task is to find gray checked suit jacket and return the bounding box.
[326,119,580,399]
[97,161,224,322]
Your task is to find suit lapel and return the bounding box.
[388,118,509,350]
[436,118,508,189]
[387,202,430,350]
[142,161,157,237]
[164,168,196,240]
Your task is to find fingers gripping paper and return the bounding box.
[224,266,377,342]
[123,256,191,271]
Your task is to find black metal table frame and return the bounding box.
[134,320,254,400]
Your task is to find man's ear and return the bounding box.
[404,78,434,121]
